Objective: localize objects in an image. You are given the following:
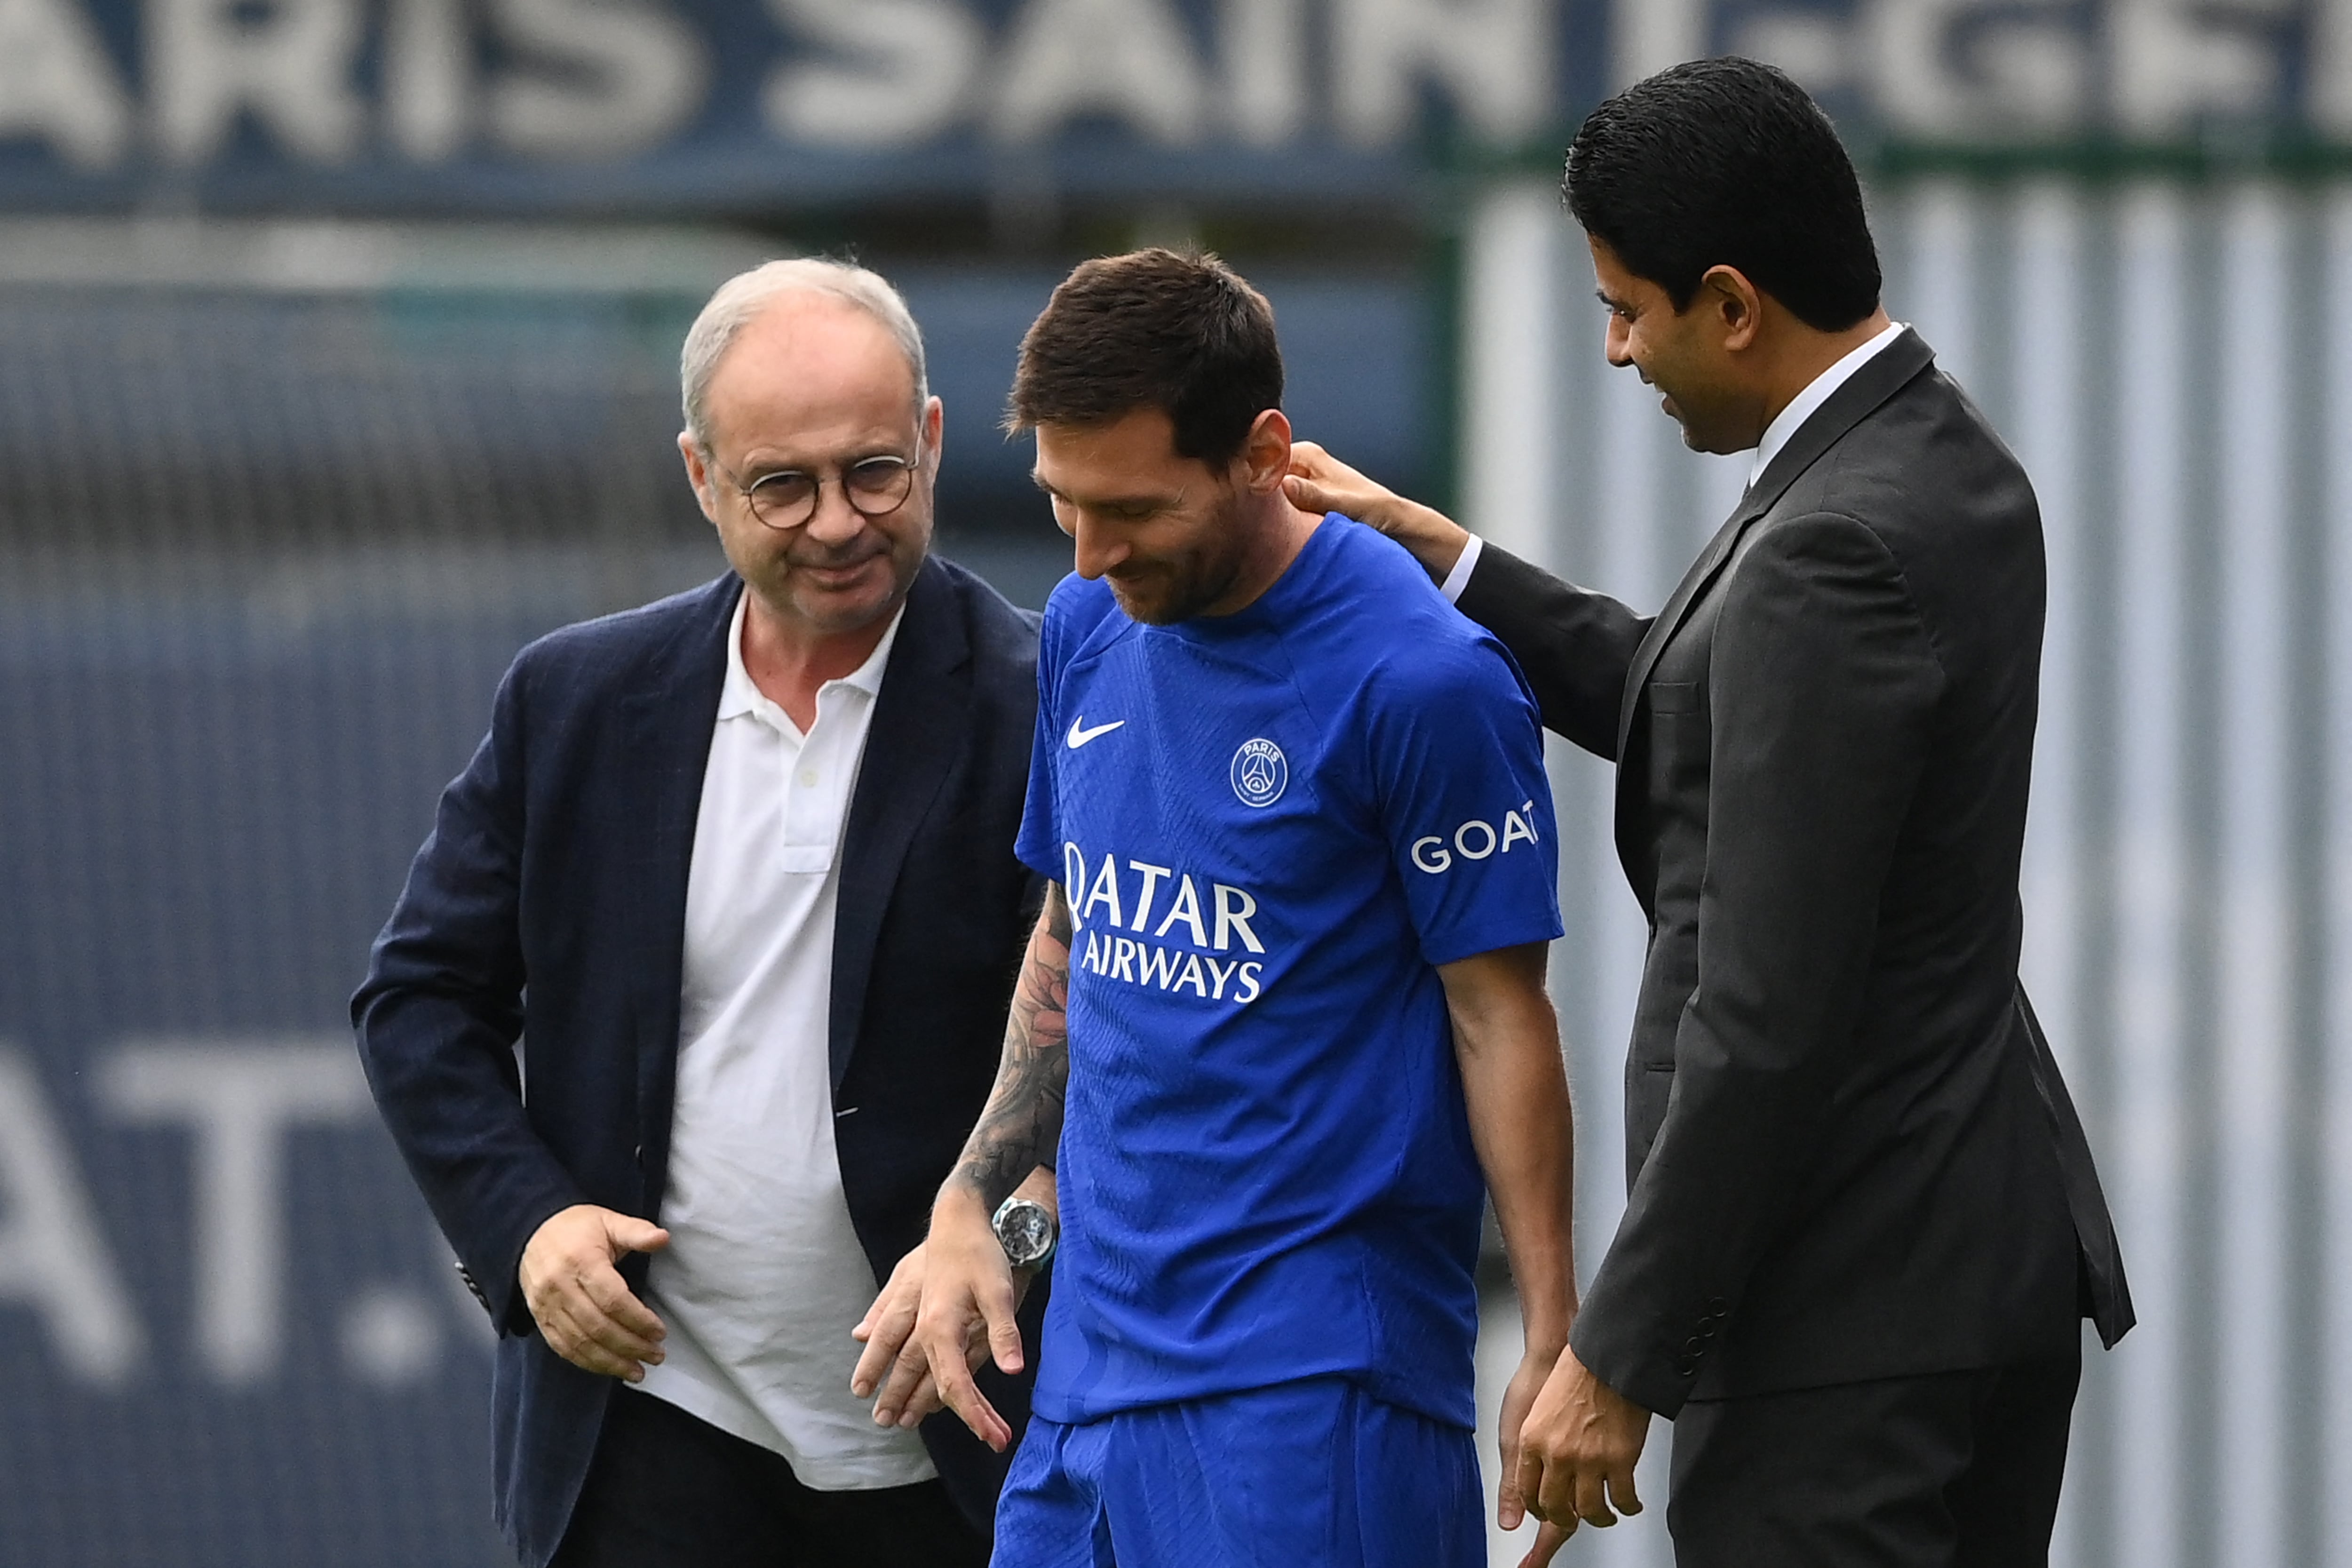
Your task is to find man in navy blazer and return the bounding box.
[353,260,1044,1568]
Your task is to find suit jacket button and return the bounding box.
[1676,1356,1700,1378]
[1682,1335,1706,1357]
[1696,1320,1718,1340]
[1706,1296,1730,1315]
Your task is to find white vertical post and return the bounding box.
[2010,180,2087,1568]
[1900,179,1978,391]
[2324,182,2352,1568]
[2108,182,2188,1568]
[2013,182,2083,1075]
[2214,182,2292,1568]
[1611,0,1707,89]
[1462,179,1564,570]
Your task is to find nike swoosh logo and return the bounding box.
[1066,716,1126,748]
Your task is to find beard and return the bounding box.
[1104,495,1251,625]
[1107,548,1250,624]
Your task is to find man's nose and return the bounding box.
[803,481,867,544]
[1070,516,1127,581]
[1605,316,1635,368]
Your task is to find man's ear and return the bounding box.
[1699,265,1765,352]
[678,430,721,525]
[1237,407,1294,495]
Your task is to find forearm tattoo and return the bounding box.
[951,884,1073,1213]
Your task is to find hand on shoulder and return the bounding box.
[1284,441,1473,586]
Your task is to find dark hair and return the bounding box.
[1564,57,1880,332]
[1007,248,1283,467]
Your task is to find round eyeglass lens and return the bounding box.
[745,472,818,527]
[843,456,915,511]
[744,456,914,529]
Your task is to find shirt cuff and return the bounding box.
[1438,533,1484,604]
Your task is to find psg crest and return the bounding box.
[1230,738,1287,808]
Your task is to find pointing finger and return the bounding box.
[1517,1520,1575,1568]
[928,1335,1011,1451]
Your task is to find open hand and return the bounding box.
[857,1192,1027,1451]
[850,1242,952,1425]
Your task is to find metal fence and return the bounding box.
[0,240,1428,1565]
[1459,173,2352,1568]
[3,182,2344,1564]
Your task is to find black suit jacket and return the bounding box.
[351,556,1044,1567]
[1457,331,2131,1418]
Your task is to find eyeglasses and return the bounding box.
[711,437,925,531]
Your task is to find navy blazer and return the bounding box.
[353,556,1045,1568]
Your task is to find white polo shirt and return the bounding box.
[634,587,935,1488]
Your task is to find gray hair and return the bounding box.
[680,258,929,450]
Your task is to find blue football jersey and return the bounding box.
[1015,518,1563,1430]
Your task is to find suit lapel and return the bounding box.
[829,557,972,1093]
[1611,329,1939,761]
[619,574,739,1205]
[1613,500,1767,761]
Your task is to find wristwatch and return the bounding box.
[991,1195,1057,1270]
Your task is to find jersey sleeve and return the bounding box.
[1368,635,1563,967]
[1014,581,1075,886]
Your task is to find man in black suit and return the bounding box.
[1287,59,2132,1568]
[352,259,1045,1568]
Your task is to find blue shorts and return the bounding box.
[990,1377,1484,1568]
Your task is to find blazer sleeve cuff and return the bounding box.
[1568,1295,1712,1422]
[476,1179,593,1340]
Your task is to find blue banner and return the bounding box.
[0,0,1595,212]
[1,0,2347,215]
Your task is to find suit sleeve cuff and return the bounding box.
[1438,533,1484,604]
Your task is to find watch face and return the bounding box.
[996,1201,1054,1267]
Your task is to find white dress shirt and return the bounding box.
[633,589,935,1489]
[1747,318,1907,489]
[1441,319,1907,606]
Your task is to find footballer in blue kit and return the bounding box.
[1023,516,1558,1431]
[853,252,1582,1568]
